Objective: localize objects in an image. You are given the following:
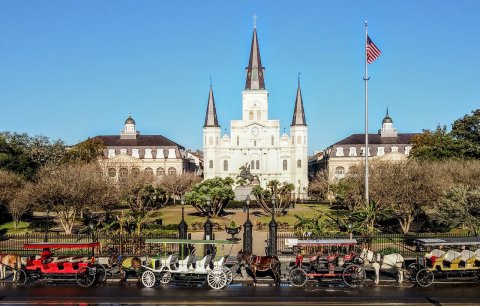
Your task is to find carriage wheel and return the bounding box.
[207,269,227,289]
[342,264,366,287]
[95,264,107,283]
[15,269,27,286]
[141,270,156,288]
[160,272,172,284]
[416,269,434,287]
[76,267,96,287]
[222,267,233,285]
[289,269,308,287]
[405,263,421,281]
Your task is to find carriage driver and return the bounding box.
[40,248,54,264]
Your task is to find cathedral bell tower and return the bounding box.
[290,79,308,198]
[203,85,221,179]
[242,26,269,123]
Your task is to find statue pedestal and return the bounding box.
[234,186,256,201]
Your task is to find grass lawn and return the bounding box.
[256,204,334,226]
[0,221,30,234]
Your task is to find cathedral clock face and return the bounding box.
[251,127,259,136]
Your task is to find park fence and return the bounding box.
[274,232,474,259]
[0,232,179,257]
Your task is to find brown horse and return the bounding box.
[0,254,22,282]
[237,250,281,286]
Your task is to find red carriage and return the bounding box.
[23,242,106,287]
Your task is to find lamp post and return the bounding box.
[43,208,50,242]
[179,197,188,240]
[89,220,95,257]
[243,195,253,253]
[347,222,353,240]
[268,194,278,256]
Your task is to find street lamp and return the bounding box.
[347,223,353,240]
[43,208,50,242]
[88,220,96,257]
[244,195,251,213]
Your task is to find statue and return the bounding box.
[237,163,259,185]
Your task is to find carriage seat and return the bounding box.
[425,249,446,264]
[474,249,480,267]
[442,250,461,267]
[459,250,476,267]
[326,255,337,262]
[194,255,212,273]
[213,256,226,269]
[177,255,191,271]
[161,255,173,269]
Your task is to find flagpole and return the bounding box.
[364,21,370,205]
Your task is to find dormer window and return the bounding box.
[405,146,412,155]
[391,146,398,153]
[377,147,385,156]
[336,147,344,157]
[348,147,356,156]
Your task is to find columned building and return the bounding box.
[94,115,196,180]
[310,110,419,180]
[203,26,308,196]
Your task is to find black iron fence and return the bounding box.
[0,232,179,256]
[274,232,474,258]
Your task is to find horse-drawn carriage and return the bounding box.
[286,238,366,287]
[22,242,106,287]
[408,237,480,287]
[140,239,234,289]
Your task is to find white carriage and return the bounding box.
[140,238,234,290]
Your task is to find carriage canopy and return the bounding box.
[23,242,100,249]
[285,238,357,248]
[414,237,480,247]
[145,238,236,245]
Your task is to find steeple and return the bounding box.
[245,27,265,90]
[203,85,219,127]
[291,78,307,126]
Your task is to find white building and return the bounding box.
[94,115,197,180]
[310,110,419,181]
[203,26,308,196]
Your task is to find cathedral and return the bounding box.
[203,26,308,196]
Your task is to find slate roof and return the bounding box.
[333,133,418,146]
[93,135,185,149]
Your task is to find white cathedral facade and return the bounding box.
[203,26,308,196]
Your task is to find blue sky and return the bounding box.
[1,1,479,154]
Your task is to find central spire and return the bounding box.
[245,27,265,90]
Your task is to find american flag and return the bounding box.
[366,36,381,64]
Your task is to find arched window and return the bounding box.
[256,160,260,169]
[223,160,228,171]
[257,110,261,120]
[254,140,257,147]
[144,167,153,175]
[119,168,128,180]
[283,160,287,171]
[271,136,274,145]
[209,160,213,169]
[297,160,301,168]
[334,166,346,179]
[236,136,239,146]
[108,168,116,178]
[297,135,301,144]
[156,167,165,176]
[131,167,140,176]
[168,167,176,175]
[209,137,213,145]
[251,160,255,169]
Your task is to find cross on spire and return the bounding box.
[253,14,257,28]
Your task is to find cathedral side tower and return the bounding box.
[289,80,308,197]
[203,85,221,179]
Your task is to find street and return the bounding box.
[1,283,480,305]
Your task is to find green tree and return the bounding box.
[185,177,234,217]
[252,180,294,215]
[410,125,465,160]
[64,137,105,163]
[451,109,480,158]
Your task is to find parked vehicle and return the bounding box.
[22,242,106,287]
[140,238,235,289]
[408,237,480,287]
[286,238,365,287]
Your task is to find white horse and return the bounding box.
[0,254,22,282]
[359,249,404,284]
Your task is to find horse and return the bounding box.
[237,250,281,286]
[358,249,405,284]
[0,254,22,282]
[106,247,142,283]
